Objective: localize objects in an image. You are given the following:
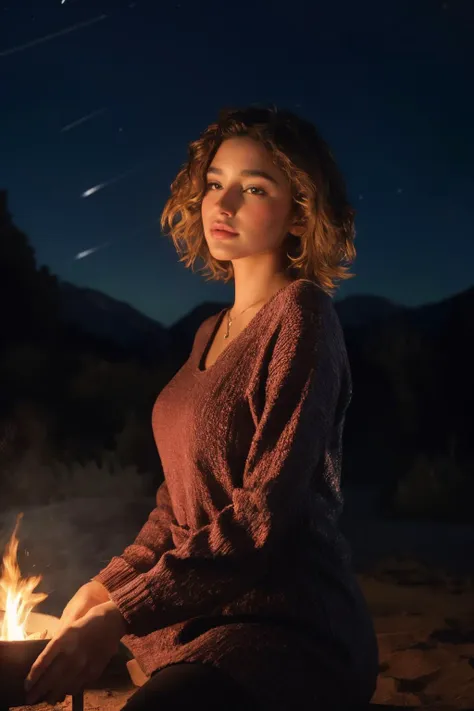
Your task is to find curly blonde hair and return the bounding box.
[160,104,356,295]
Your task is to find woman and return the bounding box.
[24,105,379,710]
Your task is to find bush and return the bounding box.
[393,445,474,521]
[0,449,155,510]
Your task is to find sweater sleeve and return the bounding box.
[92,480,174,593]
[100,302,342,635]
[91,316,215,596]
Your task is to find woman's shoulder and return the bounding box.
[274,278,337,329]
[270,279,347,364]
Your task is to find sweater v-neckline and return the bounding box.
[196,279,308,374]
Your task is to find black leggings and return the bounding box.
[121,662,261,711]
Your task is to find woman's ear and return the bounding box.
[288,205,306,237]
[288,220,306,237]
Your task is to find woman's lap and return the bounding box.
[121,661,261,711]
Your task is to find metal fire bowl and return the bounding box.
[0,610,60,707]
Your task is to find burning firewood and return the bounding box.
[26,629,49,641]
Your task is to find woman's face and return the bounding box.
[201,137,297,264]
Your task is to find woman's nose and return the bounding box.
[215,184,241,213]
[216,193,237,214]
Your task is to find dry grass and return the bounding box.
[1,450,154,510]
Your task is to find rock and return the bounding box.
[386,648,442,679]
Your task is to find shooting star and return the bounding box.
[71,220,157,265]
[0,14,107,58]
[81,161,149,199]
[82,183,107,198]
[61,108,106,133]
[74,242,111,261]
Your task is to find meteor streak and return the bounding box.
[74,242,110,260]
[81,162,148,198]
[0,14,108,58]
[61,109,106,133]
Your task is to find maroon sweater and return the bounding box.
[94,278,378,709]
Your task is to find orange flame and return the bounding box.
[0,513,48,640]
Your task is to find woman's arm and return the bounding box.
[92,480,175,593]
[92,317,214,596]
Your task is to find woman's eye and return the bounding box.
[205,181,266,196]
[245,186,266,196]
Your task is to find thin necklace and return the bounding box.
[224,298,267,339]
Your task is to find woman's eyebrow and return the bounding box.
[207,165,279,185]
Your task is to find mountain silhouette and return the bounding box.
[59,279,473,358]
[59,280,172,357]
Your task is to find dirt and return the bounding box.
[7,559,472,711]
[363,558,474,709]
[1,495,473,709]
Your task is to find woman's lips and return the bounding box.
[210,227,239,239]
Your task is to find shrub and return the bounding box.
[1,449,154,510]
[393,445,474,521]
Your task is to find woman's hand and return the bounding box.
[56,580,113,634]
[24,600,127,706]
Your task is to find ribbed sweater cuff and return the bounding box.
[93,556,156,633]
[106,573,156,631]
[92,556,140,593]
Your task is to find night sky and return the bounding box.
[1,0,473,327]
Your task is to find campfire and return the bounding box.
[0,513,61,708]
[0,513,137,707]
[0,513,49,641]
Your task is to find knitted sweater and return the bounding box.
[93,278,379,709]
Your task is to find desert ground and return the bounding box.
[1,490,473,710]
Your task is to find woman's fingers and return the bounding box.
[26,642,90,704]
[25,657,72,705]
[25,640,57,691]
[47,661,104,703]
[27,655,105,705]
[33,655,91,705]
